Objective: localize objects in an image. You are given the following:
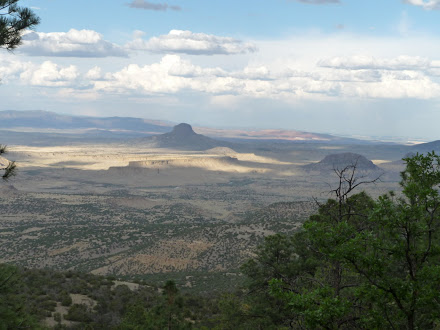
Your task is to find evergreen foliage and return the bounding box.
[0,153,439,329]
[220,152,440,329]
[0,264,41,329]
[266,152,440,329]
[0,0,40,50]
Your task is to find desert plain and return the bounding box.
[0,115,423,292]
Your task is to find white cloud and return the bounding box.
[234,66,273,80]
[86,66,103,80]
[0,59,32,83]
[126,30,257,55]
[94,55,191,94]
[20,61,80,87]
[4,29,440,140]
[339,74,440,99]
[0,54,86,88]
[5,33,440,103]
[404,0,440,10]
[20,29,128,58]
[87,54,440,100]
[92,55,268,95]
[318,55,431,71]
[311,55,440,98]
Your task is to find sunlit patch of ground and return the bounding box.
[371,159,392,165]
[0,141,405,288]
[10,145,284,173]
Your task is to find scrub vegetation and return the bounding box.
[1,152,440,329]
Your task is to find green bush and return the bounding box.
[64,304,92,322]
[54,312,62,323]
[60,292,72,307]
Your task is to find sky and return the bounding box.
[1,0,440,140]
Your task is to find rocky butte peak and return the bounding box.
[171,123,196,137]
[304,152,380,172]
[322,153,378,170]
[139,122,234,150]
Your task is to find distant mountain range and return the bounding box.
[0,110,172,134]
[0,110,344,143]
[412,140,440,153]
[0,110,425,146]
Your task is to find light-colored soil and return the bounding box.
[43,302,75,328]
[112,280,140,291]
[71,294,97,308]
[0,143,404,282]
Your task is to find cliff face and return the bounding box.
[129,156,239,169]
[105,155,267,174]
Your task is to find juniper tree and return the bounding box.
[270,152,440,329]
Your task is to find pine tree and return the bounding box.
[0,0,40,50]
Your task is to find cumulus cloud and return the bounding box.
[86,66,103,80]
[4,48,440,101]
[20,29,128,57]
[90,55,273,96]
[403,0,440,10]
[126,30,257,55]
[94,55,192,94]
[0,59,32,83]
[86,54,440,100]
[126,0,181,11]
[311,55,440,98]
[20,61,80,87]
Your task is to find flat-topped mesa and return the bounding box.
[128,156,239,168]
